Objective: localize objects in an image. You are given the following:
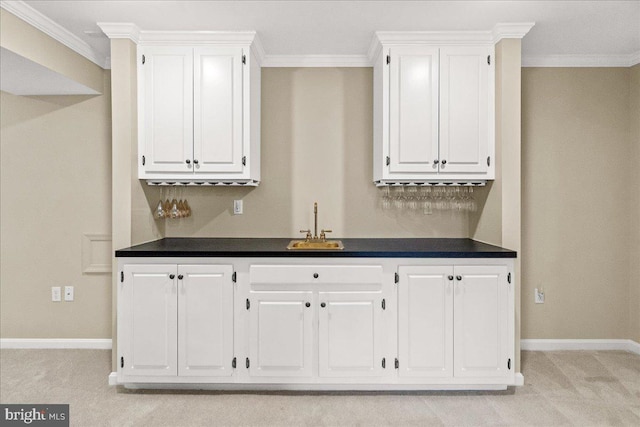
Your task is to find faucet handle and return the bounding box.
[299,229,312,241]
[320,229,332,241]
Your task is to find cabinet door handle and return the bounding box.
[456,275,462,281]
[178,274,184,280]
[185,159,191,164]
[305,302,310,308]
[313,273,319,279]
[169,274,175,279]
[448,275,454,281]
[193,159,199,164]
[441,160,447,165]
[321,302,326,308]
[434,159,439,164]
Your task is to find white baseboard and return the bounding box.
[521,339,640,355]
[108,372,118,386]
[0,338,112,349]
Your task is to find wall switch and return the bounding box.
[233,200,243,215]
[64,286,74,302]
[535,288,545,304]
[52,287,61,302]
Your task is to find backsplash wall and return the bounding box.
[162,68,470,238]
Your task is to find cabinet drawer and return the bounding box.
[250,265,383,285]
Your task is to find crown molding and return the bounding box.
[522,52,640,67]
[139,30,257,45]
[96,22,141,43]
[492,22,536,43]
[1,0,108,68]
[368,23,535,62]
[261,55,371,68]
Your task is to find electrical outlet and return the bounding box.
[51,287,61,302]
[535,288,545,304]
[64,286,74,302]
[233,200,243,215]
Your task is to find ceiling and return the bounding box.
[9,1,640,68]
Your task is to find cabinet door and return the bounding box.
[140,46,193,174]
[194,47,245,174]
[318,292,384,377]
[453,265,510,379]
[388,47,439,175]
[439,46,492,174]
[398,266,453,378]
[178,265,234,377]
[120,264,177,377]
[249,291,314,377]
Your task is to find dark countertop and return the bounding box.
[115,238,516,258]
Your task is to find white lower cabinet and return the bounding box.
[397,265,513,384]
[318,292,384,377]
[117,258,514,389]
[247,265,386,381]
[249,291,314,377]
[118,264,234,382]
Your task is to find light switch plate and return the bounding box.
[535,288,545,304]
[52,287,61,302]
[233,200,243,215]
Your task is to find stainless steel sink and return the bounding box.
[287,240,344,250]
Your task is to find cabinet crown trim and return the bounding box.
[367,23,535,62]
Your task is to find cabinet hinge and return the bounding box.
[120,271,124,283]
[142,155,145,166]
[232,357,237,369]
[487,156,491,167]
[242,55,246,65]
[395,358,399,369]
[246,358,250,369]
[386,156,390,166]
[246,298,250,310]
[382,299,386,310]
[120,356,124,368]
[487,55,491,65]
[142,54,145,65]
[242,156,246,166]
[394,272,399,284]
[507,358,511,370]
[232,272,237,283]
[507,272,511,284]
[382,358,386,369]
[386,55,390,65]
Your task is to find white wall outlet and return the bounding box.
[535,288,545,304]
[51,287,61,302]
[233,200,243,215]
[64,286,74,302]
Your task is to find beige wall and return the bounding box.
[164,68,469,238]
[521,68,632,339]
[0,76,112,338]
[630,64,640,343]
[0,9,103,94]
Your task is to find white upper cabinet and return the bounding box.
[388,47,440,176]
[194,47,244,174]
[138,35,261,184]
[140,47,193,174]
[373,34,495,183]
[439,47,492,175]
